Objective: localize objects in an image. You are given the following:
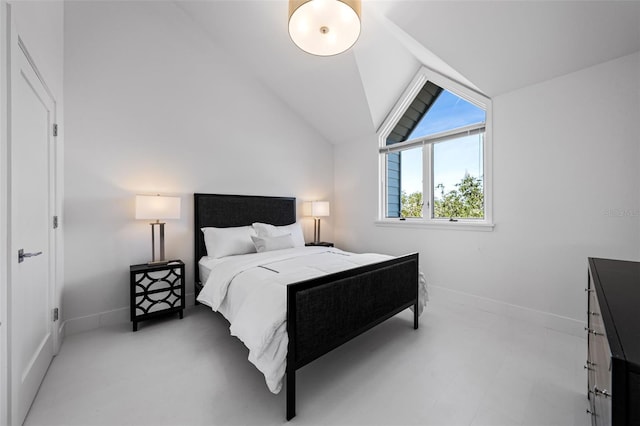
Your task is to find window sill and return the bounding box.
[374,219,495,232]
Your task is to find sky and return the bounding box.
[399,89,485,198]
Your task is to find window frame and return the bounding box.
[377,67,494,231]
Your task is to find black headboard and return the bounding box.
[193,193,297,285]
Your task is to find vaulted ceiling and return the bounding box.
[177,0,640,145]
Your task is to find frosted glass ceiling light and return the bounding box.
[289,0,361,56]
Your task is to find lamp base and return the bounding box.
[313,217,321,243]
[149,222,167,264]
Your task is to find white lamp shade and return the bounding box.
[288,0,361,56]
[311,201,330,217]
[135,195,181,220]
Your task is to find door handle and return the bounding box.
[18,249,43,263]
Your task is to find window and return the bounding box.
[378,67,493,229]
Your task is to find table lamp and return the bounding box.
[135,194,181,265]
[310,201,330,244]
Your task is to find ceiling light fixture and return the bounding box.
[288,0,361,56]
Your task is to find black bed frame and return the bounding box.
[194,193,419,420]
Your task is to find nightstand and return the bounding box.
[129,260,185,332]
[305,242,334,247]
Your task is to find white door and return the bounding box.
[9,31,57,426]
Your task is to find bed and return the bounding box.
[194,193,423,420]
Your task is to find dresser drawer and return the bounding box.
[587,279,613,426]
[591,333,612,426]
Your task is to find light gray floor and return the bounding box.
[25,299,590,426]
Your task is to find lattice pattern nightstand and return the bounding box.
[129,260,185,331]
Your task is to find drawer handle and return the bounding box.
[585,288,594,293]
[593,386,611,398]
[585,327,604,336]
[587,310,600,317]
[584,364,595,371]
[586,408,596,417]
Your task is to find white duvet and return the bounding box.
[197,246,427,393]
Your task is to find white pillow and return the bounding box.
[252,222,305,247]
[252,222,281,238]
[251,234,295,253]
[201,226,256,259]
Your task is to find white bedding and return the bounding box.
[197,246,428,394]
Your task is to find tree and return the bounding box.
[433,173,484,219]
[399,174,484,219]
[401,190,423,218]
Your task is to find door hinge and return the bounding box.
[53,308,59,322]
[53,123,58,137]
[53,215,59,229]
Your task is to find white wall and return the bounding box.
[62,1,334,331]
[1,0,64,423]
[335,52,640,333]
[0,3,7,424]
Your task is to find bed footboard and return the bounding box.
[286,252,419,420]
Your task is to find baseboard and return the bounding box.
[429,285,586,338]
[58,320,66,343]
[61,287,586,338]
[61,292,196,337]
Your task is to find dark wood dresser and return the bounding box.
[587,258,640,425]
